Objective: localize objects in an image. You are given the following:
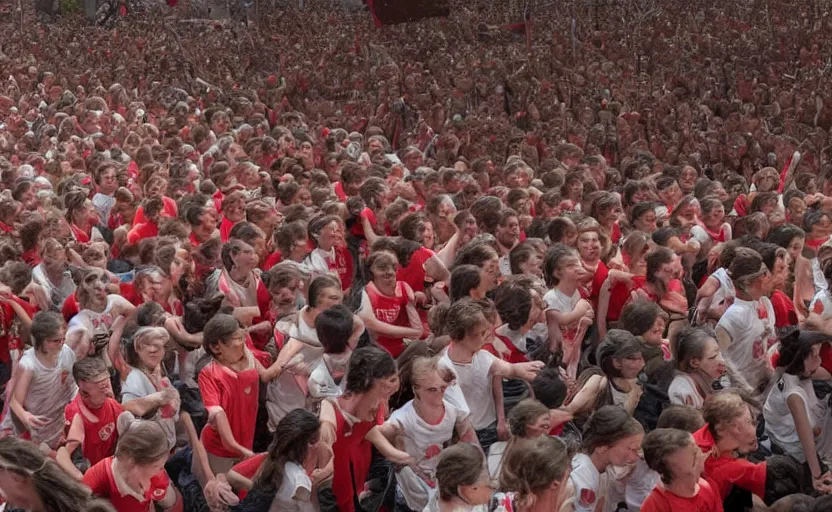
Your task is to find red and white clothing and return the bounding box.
[83,456,172,512]
[691,223,731,244]
[126,222,159,246]
[544,288,583,376]
[305,245,354,292]
[219,216,237,243]
[199,351,259,459]
[133,196,178,225]
[641,478,724,512]
[439,351,491,430]
[694,425,766,500]
[229,453,267,499]
[64,395,123,466]
[763,372,832,463]
[120,366,179,451]
[716,297,776,393]
[329,401,385,512]
[360,281,414,358]
[485,325,529,364]
[386,399,464,510]
[569,453,602,512]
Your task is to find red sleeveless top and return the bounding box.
[331,404,385,512]
[366,281,410,358]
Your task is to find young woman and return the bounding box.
[597,232,650,336]
[83,416,180,511]
[356,250,422,358]
[266,275,361,430]
[64,189,103,244]
[565,406,645,512]
[273,220,312,272]
[232,409,327,512]
[31,237,76,311]
[575,219,607,307]
[668,326,728,408]
[766,224,805,301]
[206,240,271,332]
[425,443,492,512]
[5,311,77,448]
[629,247,688,339]
[65,267,136,360]
[641,428,722,512]
[305,214,354,292]
[0,435,114,511]
[377,356,478,510]
[307,304,358,405]
[566,330,645,417]
[590,191,624,245]
[219,191,246,243]
[489,435,574,512]
[543,244,593,379]
[487,398,562,479]
[453,242,501,298]
[691,197,732,246]
[764,329,832,493]
[694,240,741,326]
[715,248,777,395]
[112,326,180,453]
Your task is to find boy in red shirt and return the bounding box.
[56,357,123,480]
[642,428,723,512]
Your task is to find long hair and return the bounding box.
[252,409,320,493]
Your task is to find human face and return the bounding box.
[606,433,644,467]
[123,455,167,496]
[642,317,666,346]
[771,256,788,289]
[659,182,682,206]
[525,412,552,438]
[40,329,65,356]
[617,353,645,379]
[787,236,805,262]
[368,138,384,153]
[577,231,601,262]
[674,203,699,230]
[805,344,822,377]
[680,167,698,194]
[654,262,675,286]
[563,227,578,247]
[170,249,189,284]
[754,268,774,298]
[506,172,523,189]
[458,467,494,506]
[223,199,246,223]
[555,256,582,285]
[198,207,218,231]
[315,286,344,311]
[497,216,520,248]
[318,221,343,251]
[479,256,500,293]
[422,221,436,249]
[98,168,118,195]
[272,279,301,312]
[703,204,725,227]
[214,329,246,364]
[79,373,114,409]
[137,335,167,370]
[0,469,43,511]
[287,234,308,262]
[413,370,449,409]
[462,317,493,352]
[691,338,726,380]
[370,254,398,292]
[294,187,312,207]
[519,253,543,278]
[726,406,759,453]
[83,269,109,302]
[664,439,705,485]
[233,242,260,273]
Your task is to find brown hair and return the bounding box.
[642,428,695,484]
[498,436,573,501]
[115,417,170,465]
[435,443,486,501]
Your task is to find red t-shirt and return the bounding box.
[188,232,202,249]
[693,425,766,499]
[641,478,724,512]
[126,222,159,246]
[261,251,282,271]
[229,452,267,499]
[581,260,608,309]
[396,246,434,294]
[365,281,411,358]
[330,246,354,292]
[484,333,528,364]
[0,296,36,364]
[770,289,798,328]
[198,360,260,458]
[83,456,171,512]
[133,196,178,225]
[219,216,237,243]
[64,396,123,466]
[334,181,347,201]
[349,207,377,237]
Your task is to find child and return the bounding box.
[56,356,124,480]
[439,298,543,453]
[543,244,593,379]
[641,428,723,512]
[198,314,262,475]
[5,311,77,448]
[307,304,354,406]
[83,414,180,511]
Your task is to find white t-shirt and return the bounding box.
[307,355,346,402]
[498,254,512,278]
[304,248,334,276]
[439,350,494,430]
[31,264,75,311]
[121,368,179,451]
[603,459,659,512]
[809,290,832,319]
[813,257,829,293]
[709,268,736,313]
[570,453,602,512]
[764,372,832,463]
[388,399,462,510]
[716,297,776,393]
[488,441,508,479]
[66,295,133,344]
[544,288,580,313]
[667,373,704,409]
[6,345,77,446]
[268,461,315,512]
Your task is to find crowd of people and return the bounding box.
[1,0,832,511]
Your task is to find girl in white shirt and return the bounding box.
[237,408,327,512]
[668,326,727,409]
[425,443,491,512]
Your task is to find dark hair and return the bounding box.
[72,356,108,383]
[642,428,695,484]
[620,300,667,337]
[275,221,308,256]
[449,264,481,302]
[202,314,242,357]
[507,399,550,437]
[581,405,644,454]
[252,409,320,494]
[547,217,576,244]
[315,305,353,354]
[531,367,568,409]
[645,246,675,288]
[345,346,397,395]
[630,202,657,226]
[596,329,644,378]
[656,404,706,431]
[453,242,498,269]
[220,239,251,272]
[435,443,485,501]
[508,241,538,275]
[136,301,166,327]
[767,224,805,250]
[229,221,266,247]
[494,281,533,331]
[115,418,170,464]
[499,436,574,501]
[543,243,579,288]
[445,297,489,341]
[31,311,64,352]
[776,328,829,377]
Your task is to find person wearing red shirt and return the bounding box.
[56,357,123,480]
[642,428,724,512]
[219,191,246,243]
[198,314,262,475]
[126,197,163,246]
[132,176,178,225]
[694,391,767,507]
[83,417,180,512]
